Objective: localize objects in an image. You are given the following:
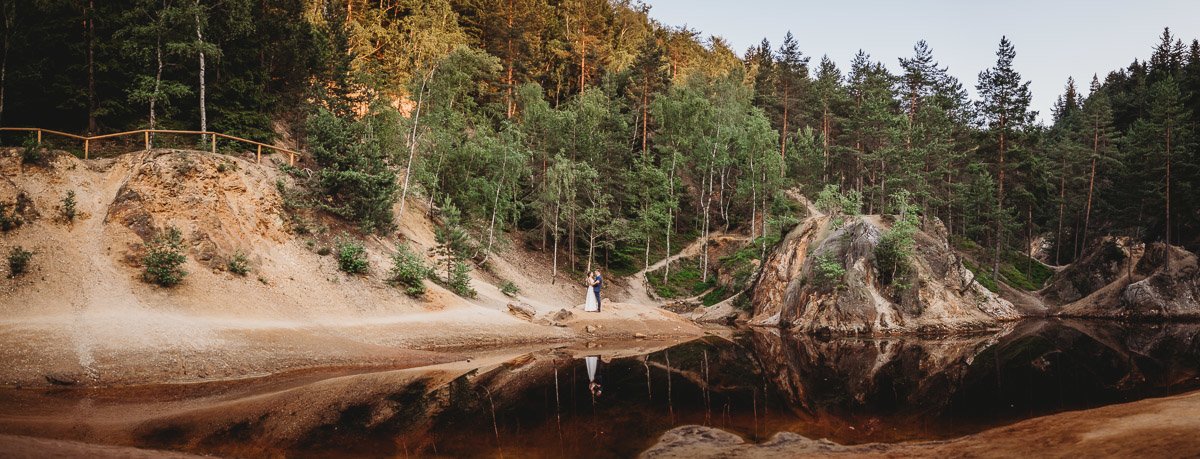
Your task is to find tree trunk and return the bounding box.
[194,0,207,134]
[779,83,789,176]
[578,24,586,92]
[0,2,10,128]
[1165,120,1172,271]
[641,81,649,155]
[399,68,433,222]
[552,202,560,283]
[149,3,164,141]
[664,150,677,283]
[483,154,510,264]
[701,139,716,282]
[1056,152,1066,265]
[586,220,595,275]
[86,0,96,134]
[1082,126,1098,252]
[993,120,1006,281]
[822,105,830,183]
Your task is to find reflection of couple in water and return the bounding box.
[585,355,603,397]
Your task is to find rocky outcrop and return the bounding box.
[750,215,1018,335]
[1042,237,1140,306]
[1059,242,1200,319]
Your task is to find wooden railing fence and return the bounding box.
[0,127,298,165]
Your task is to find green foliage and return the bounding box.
[500,280,520,297]
[433,197,473,291]
[999,251,1054,290]
[21,135,45,165]
[647,258,712,299]
[701,285,729,306]
[227,251,250,276]
[0,203,22,232]
[143,227,188,287]
[962,258,999,293]
[7,246,32,277]
[814,184,862,216]
[306,104,399,233]
[875,191,919,286]
[448,261,476,298]
[812,254,846,289]
[389,245,432,296]
[61,191,77,222]
[334,238,369,275]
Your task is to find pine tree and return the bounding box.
[976,36,1035,279]
[773,31,809,171]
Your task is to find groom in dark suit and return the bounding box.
[592,270,603,312]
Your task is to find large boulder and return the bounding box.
[749,215,1017,335]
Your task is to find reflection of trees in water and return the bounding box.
[750,320,1200,425]
[129,322,1200,457]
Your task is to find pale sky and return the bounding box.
[644,0,1200,124]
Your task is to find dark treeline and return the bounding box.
[2,0,1198,278]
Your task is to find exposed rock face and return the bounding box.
[1042,238,1139,306]
[1059,242,1200,319]
[750,215,1017,335]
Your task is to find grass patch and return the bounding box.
[1002,251,1053,290]
[647,257,712,299]
[952,236,1052,291]
[961,258,999,293]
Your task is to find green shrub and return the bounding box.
[389,245,432,296]
[812,254,846,288]
[335,238,369,274]
[7,246,32,277]
[227,251,250,276]
[21,135,44,165]
[814,184,862,216]
[306,107,398,233]
[0,203,21,232]
[500,280,520,297]
[448,261,476,298]
[61,191,77,222]
[874,191,918,286]
[143,227,188,287]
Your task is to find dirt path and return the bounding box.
[621,233,747,306]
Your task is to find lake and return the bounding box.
[0,319,1198,458]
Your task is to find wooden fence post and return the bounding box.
[84,139,89,159]
[256,145,262,164]
[144,131,150,150]
[289,152,295,166]
[211,133,217,154]
[37,130,42,145]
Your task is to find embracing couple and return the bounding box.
[583,270,603,312]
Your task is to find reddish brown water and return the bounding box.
[1,319,1199,458]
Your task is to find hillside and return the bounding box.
[0,148,701,387]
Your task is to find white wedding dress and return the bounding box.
[584,282,599,312]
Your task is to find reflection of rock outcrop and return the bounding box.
[1054,241,1200,319]
[750,215,1017,335]
[749,327,1008,417]
[749,320,1200,424]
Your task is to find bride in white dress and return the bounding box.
[583,274,599,312]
